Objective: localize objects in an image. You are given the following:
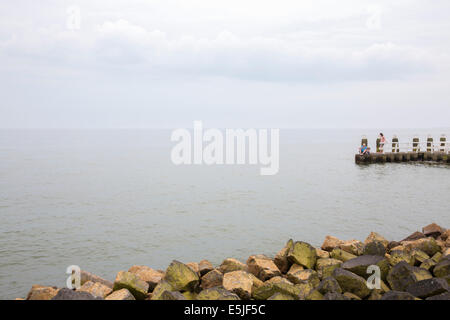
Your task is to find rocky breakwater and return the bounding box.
[20,223,450,300]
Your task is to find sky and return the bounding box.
[0,0,449,129]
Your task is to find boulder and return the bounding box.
[363,241,386,256]
[381,291,418,300]
[274,239,294,273]
[200,269,223,290]
[441,230,450,241]
[186,262,199,274]
[364,232,389,248]
[198,260,214,276]
[105,288,135,300]
[433,256,450,278]
[287,241,317,269]
[296,282,316,300]
[113,271,149,300]
[401,231,426,242]
[27,285,59,300]
[321,236,343,251]
[330,248,357,262]
[252,282,300,300]
[164,260,200,292]
[387,241,402,250]
[411,249,430,265]
[222,271,254,299]
[315,258,342,279]
[78,280,112,298]
[267,292,295,300]
[388,250,414,266]
[80,270,113,289]
[323,292,349,300]
[246,255,281,281]
[401,237,441,256]
[265,276,293,285]
[343,292,362,300]
[422,223,445,238]
[161,291,187,300]
[420,259,436,271]
[368,290,383,300]
[51,288,102,300]
[386,261,432,291]
[431,252,442,263]
[339,240,364,256]
[425,292,450,300]
[182,291,197,300]
[305,289,323,300]
[332,268,371,299]
[196,287,240,300]
[287,268,320,287]
[406,278,449,298]
[315,248,330,259]
[151,280,174,300]
[342,255,389,281]
[317,277,342,295]
[128,265,164,291]
[219,258,247,274]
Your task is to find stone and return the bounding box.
[128,265,164,291]
[388,250,414,266]
[422,223,445,238]
[330,248,357,262]
[78,280,112,298]
[323,292,349,300]
[265,276,293,285]
[51,288,102,300]
[80,270,113,289]
[342,255,389,281]
[387,241,402,250]
[411,249,430,265]
[443,248,450,257]
[198,260,214,276]
[339,240,364,256]
[287,268,320,287]
[267,292,295,300]
[420,259,436,271]
[425,292,450,300]
[431,252,442,263]
[315,248,330,259]
[151,280,174,300]
[186,262,199,274]
[287,241,317,269]
[196,287,240,300]
[401,231,426,242]
[305,289,323,300]
[321,236,343,251]
[200,269,223,290]
[332,268,371,299]
[295,282,315,299]
[401,237,441,256]
[274,239,294,273]
[113,271,149,300]
[182,291,197,300]
[406,278,449,298]
[364,232,389,248]
[27,285,59,300]
[363,241,386,256]
[105,288,135,300]
[317,277,342,295]
[222,271,254,299]
[441,230,450,241]
[315,258,342,279]
[252,282,300,300]
[381,291,418,300]
[164,260,200,292]
[343,292,361,300]
[219,258,247,274]
[161,290,187,300]
[368,290,383,300]
[433,257,450,278]
[386,261,432,291]
[246,255,281,281]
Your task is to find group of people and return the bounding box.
[359,133,386,155]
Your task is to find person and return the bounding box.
[359,143,370,155]
[379,133,386,153]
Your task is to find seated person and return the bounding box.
[359,143,370,155]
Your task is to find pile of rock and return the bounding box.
[21,223,450,300]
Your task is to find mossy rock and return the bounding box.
[151,280,174,300]
[363,241,386,256]
[389,250,414,266]
[332,268,371,299]
[252,282,300,300]
[342,255,389,281]
[330,248,357,262]
[433,257,450,278]
[165,260,200,292]
[287,241,317,269]
[305,289,323,300]
[196,287,240,300]
[113,271,149,300]
[315,258,342,279]
[267,292,295,300]
[386,261,432,291]
[317,277,342,295]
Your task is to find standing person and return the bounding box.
[379,133,386,153]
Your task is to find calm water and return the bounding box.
[0,128,449,299]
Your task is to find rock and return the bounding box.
[196,287,240,300]
[287,268,320,286]
[219,258,247,274]
[265,276,293,285]
[343,292,362,300]
[368,290,383,300]
[315,258,342,279]
[321,236,343,251]
[431,252,442,263]
[342,255,389,281]
[425,292,450,300]
[246,255,281,281]
[198,260,214,276]
[381,291,418,300]
[274,239,294,273]
[296,282,315,299]
[105,288,135,300]
[222,271,254,299]
[164,260,200,292]
[252,282,300,300]
[433,256,450,278]
[330,248,357,262]
[317,277,342,294]
[339,240,364,256]
[151,280,174,300]
[406,278,449,298]
[323,292,349,300]
[441,230,450,241]
[422,223,445,238]
[78,280,112,298]
[315,248,330,259]
[364,232,389,248]
[332,268,371,299]
[388,250,414,266]
[186,262,199,274]
[401,231,426,242]
[182,291,197,300]
[443,248,450,257]
[113,271,149,300]
[200,269,223,290]
[386,261,433,291]
[80,270,113,289]
[411,249,430,265]
[420,259,436,271]
[363,241,386,256]
[52,288,102,300]
[401,237,441,256]
[267,292,295,300]
[287,241,317,269]
[27,285,59,300]
[161,291,187,300]
[387,241,402,250]
[128,265,164,291]
[305,289,323,300]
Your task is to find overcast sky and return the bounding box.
[1,0,449,129]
